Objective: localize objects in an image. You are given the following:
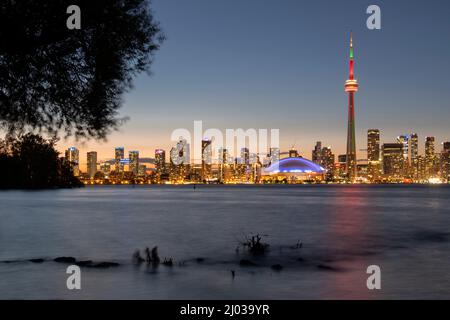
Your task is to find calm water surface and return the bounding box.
[0,185,449,299]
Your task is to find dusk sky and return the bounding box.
[59,0,450,166]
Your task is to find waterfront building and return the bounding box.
[367,129,381,182]
[129,150,139,176]
[382,143,404,180]
[65,147,80,177]
[262,157,326,183]
[87,151,97,179]
[115,147,125,173]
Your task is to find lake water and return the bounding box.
[0,185,449,299]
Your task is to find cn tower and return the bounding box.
[344,33,358,182]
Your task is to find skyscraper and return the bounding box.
[201,139,212,181]
[312,141,322,164]
[409,133,419,179]
[382,143,404,179]
[344,33,359,182]
[425,137,436,177]
[367,129,381,182]
[441,142,450,183]
[409,133,419,164]
[65,147,80,177]
[155,149,166,179]
[320,146,335,182]
[367,129,380,161]
[397,135,409,162]
[87,151,97,179]
[115,147,125,173]
[129,150,139,175]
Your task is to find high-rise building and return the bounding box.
[367,129,381,182]
[155,149,166,179]
[441,142,450,183]
[425,137,437,177]
[312,141,322,164]
[201,139,212,181]
[87,151,97,179]
[397,135,409,162]
[382,143,404,179]
[344,33,359,182]
[65,147,80,176]
[129,151,139,175]
[321,146,335,181]
[409,133,419,179]
[169,139,190,182]
[409,133,419,164]
[115,147,125,173]
[367,129,380,162]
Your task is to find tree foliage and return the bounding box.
[0,133,82,189]
[0,0,164,140]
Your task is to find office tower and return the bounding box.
[409,133,419,163]
[344,33,359,182]
[155,149,166,180]
[289,147,299,158]
[382,143,404,179]
[367,129,381,182]
[169,139,190,182]
[397,135,409,162]
[65,147,80,176]
[201,139,212,181]
[218,148,230,182]
[129,151,139,175]
[409,133,419,179]
[367,130,380,161]
[441,142,450,182]
[86,151,97,179]
[321,146,335,181]
[425,137,437,177]
[115,147,125,173]
[312,141,322,164]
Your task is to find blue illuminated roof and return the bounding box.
[264,157,326,174]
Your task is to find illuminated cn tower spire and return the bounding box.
[344,32,359,182]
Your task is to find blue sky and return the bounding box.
[65,0,450,163]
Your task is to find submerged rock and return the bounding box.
[54,257,76,263]
[76,260,93,267]
[29,258,45,263]
[91,262,120,268]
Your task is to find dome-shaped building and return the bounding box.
[262,157,326,183]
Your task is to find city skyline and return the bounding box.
[54,0,450,163]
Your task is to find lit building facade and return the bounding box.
[65,147,80,177]
[425,137,438,177]
[87,151,97,179]
[382,143,404,180]
[129,151,139,176]
[262,157,326,183]
[201,139,212,181]
[367,129,381,182]
[115,147,125,173]
[441,142,450,183]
